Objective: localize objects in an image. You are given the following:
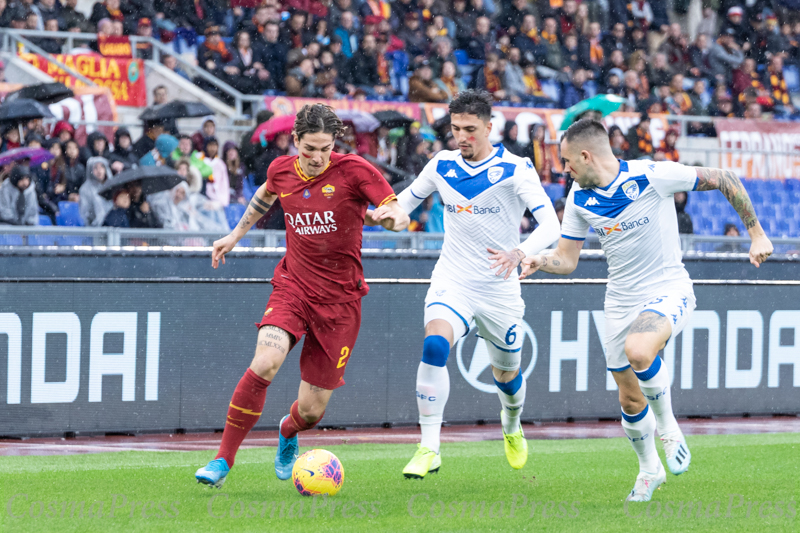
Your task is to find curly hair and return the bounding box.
[292,104,345,141]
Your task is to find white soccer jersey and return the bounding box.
[561,160,699,306]
[397,145,555,295]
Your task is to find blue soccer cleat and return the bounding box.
[275,415,299,480]
[195,458,230,488]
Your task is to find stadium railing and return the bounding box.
[0,226,797,254]
[0,29,264,118]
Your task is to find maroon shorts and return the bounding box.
[256,284,362,390]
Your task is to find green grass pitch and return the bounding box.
[1,432,798,533]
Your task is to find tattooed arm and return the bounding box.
[519,237,584,279]
[694,167,774,267]
[211,183,277,268]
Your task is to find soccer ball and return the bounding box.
[292,449,344,497]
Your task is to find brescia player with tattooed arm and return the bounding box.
[519,119,772,502]
[195,104,410,488]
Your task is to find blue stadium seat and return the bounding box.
[0,234,23,245]
[57,236,90,246]
[453,49,469,65]
[225,204,247,231]
[29,235,58,246]
[56,201,84,226]
[38,215,52,225]
[784,65,799,93]
[543,183,564,203]
[242,174,257,200]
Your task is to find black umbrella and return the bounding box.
[431,114,451,139]
[139,100,214,121]
[5,83,74,105]
[0,98,55,123]
[98,165,185,200]
[372,110,414,129]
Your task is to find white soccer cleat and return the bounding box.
[661,432,691,475]
[625,462,666,502]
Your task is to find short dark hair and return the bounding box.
[562,119,608,145]
[293,104,344,140]
[448,89,493,121]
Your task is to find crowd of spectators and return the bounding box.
[0,0,797,120]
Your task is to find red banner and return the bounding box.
[19,53,146,107]
[0,84,118,146]
[264,96,422,121]
[715,119,800,179]
[96,35,133,58]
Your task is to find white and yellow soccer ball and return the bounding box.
[292,449,344,497]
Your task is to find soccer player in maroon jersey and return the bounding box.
[195,104,409,488]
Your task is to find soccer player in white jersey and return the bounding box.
[377,90,560,478]
[520,120,774,501]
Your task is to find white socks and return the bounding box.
[634,356,680,437]
[495,373,526,434]
[416,361,449,454]
[621,404,661,474]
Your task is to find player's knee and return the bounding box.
[251,349,283,378]
[421,335,451,367]
[624,340,656,371]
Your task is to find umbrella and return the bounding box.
[431,114,451,138]
[139,100,214,121]
[0,147,54,167]
[250,115,295,144]
[0,98,55,123]
[98,165,185,200]
[372,110,414,129]
[5,83,74,105]
[335,109,381,133]
[559,94,626,130]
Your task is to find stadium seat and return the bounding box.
[453,49,469,65]
[57,236,90,246]
[56,201,84,226]
[225,203,247,231]
[29,235,58,246]
[242,174,257,200]
[0,234,23,245]
[543,183,564,203]
[784,65,800,93]
[38,215,52,226]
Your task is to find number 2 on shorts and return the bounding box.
[337,346,350,368]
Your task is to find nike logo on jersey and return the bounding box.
[281,192,293,198]
[444,169,458,178]
[585,197,599,206]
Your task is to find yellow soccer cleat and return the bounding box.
[402,444,442,479]
[503,421,529,469]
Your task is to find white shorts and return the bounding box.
[423,280,524,371]
[604,284,696,372]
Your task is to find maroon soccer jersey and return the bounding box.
[266,152,396,303]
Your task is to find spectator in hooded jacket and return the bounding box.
[0,165,38,226]
[79,157,114,227]
[80,131,111,166]
[109,128,138,172]
[63,140,85,201]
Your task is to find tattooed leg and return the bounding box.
[624,311,671,371]
[297,380,333,422]
[250,325,293,380]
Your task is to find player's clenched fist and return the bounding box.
[749,233,773,268]
[519,255,546,280]
[212,234,238,269]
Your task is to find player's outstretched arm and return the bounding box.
[694,167,773,267]
[211,184,277,268]
[366,200,410,232]
[519,237,583,279]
